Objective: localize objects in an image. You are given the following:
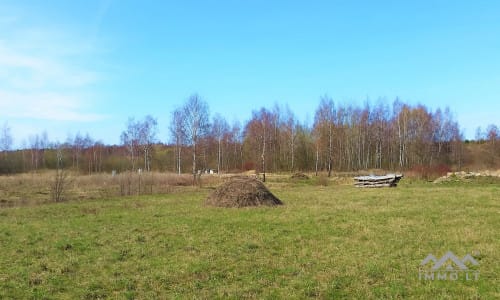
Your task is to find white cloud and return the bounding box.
[0,43,101,90]
[0,10,105,124]
[0,91,106,122]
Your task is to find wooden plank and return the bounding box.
[355,183,393,188]
[353,174,403,188]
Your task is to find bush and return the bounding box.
[409,164,451,180]
[317,175,329,186]
[51,169,69,202]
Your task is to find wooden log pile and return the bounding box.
[354,174,403,188]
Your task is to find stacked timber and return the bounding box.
[354,174,403,188]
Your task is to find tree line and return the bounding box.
[1,94,499,177]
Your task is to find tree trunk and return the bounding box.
[192,142,197,185]
[217,138,222,175]
[328,124,333,177]
[262,133,266,182]
[315,144,319,176]
[177,146,181,175]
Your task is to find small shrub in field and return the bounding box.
[317,175,329,186]
[51,169,69,202]
[291,172,310,180]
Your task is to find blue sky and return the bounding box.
[1,0,499,146]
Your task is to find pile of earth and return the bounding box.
[433,170,500,183]
[291,172,310,180]
[205,176,283,208]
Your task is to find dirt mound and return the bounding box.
[205,176,283,208]
[291,172,309,180]
[434,170,500,183]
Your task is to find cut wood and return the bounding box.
[353,174,403,188]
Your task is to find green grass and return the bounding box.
[0,180,499,299]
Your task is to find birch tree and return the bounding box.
[211,113,229,174]
[121,116,158,172]
[138,115,158,172]
[313,96,335,176]
[0,122,13,153]
[0,122,13,173]
[244,108,274,182]
[121,118,141,171]
[181,94,210,184]
[282,106,298,172]
[170,108,186,174]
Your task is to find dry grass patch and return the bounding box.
[0,171,223,206]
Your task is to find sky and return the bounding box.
[1,0,499,147]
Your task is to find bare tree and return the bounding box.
[170,108,186,174]
[486,124,499,145]
[282,106,298,171]
[39,131,49,168]
[313,96,335,176]
[0,96,479,176]
[121,116,158,172]
[0,122,13,173]
[82,133,94,174]
[26,131,49,172]
[293,121,314,171]
[244,108,274,182]
[181,94,210,184]
[50,142,69,202]
[372,100,389,169]
[121,118,141,171]
[211,113,229,174]
[70,132,86,171]
[0,122,13,154]
[393,99,409,169]
[29,134,41,171]
[138,115,158,172]
[55,142,64,169]
[475,126,484,142]
[486,124,499,166]
[90,141,104,173]
[271,104,281,172]
[230,120,243,171]
[450,126,464,170]
[312,126,320,176]
[259,110,271,182]
[432,107,456,165]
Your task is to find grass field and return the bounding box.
[0,176,499,299]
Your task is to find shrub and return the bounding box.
[51,169,69,202]
[317,174,329,186]
[409,164,452,180]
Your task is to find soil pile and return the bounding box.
[291,172,309,180]
[205,176,283,208]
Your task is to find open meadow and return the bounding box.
[0,173,499,299]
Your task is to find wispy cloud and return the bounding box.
[0,7,106,123]
[0,91,106,122]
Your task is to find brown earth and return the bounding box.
[205,176,283,208]
[433,169,500,183]
[291,172,310,180]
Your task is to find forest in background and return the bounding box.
[1,95,498,178]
